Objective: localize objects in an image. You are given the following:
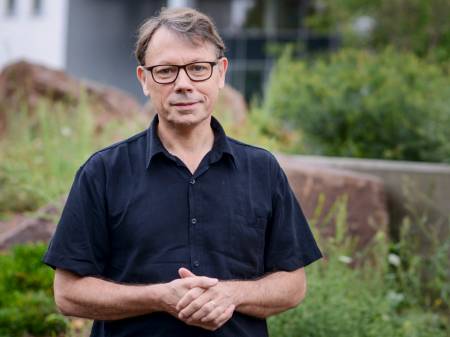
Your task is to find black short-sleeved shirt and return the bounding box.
[43,115,322,337]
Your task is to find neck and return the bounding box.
[156,116,215,156]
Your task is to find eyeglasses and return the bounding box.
[142,61,219,84]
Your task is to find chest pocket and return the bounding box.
[228,213,267,279]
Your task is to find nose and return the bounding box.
[173,68,194,93]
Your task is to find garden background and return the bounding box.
[0,0,449,336]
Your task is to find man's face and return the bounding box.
[137,27,228,128]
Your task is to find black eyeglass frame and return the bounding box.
[142,60,220,84]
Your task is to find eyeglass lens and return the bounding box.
[152,62,213,83]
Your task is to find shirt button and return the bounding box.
[193,260,200,267]
[191,218,197,224]
[190,178,196,184]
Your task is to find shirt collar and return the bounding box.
[145,114,237,169]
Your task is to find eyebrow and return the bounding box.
[155,59,207,65]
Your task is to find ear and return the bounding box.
[217,57,228,89]
[136,66,149,96]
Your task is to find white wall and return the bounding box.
[0,0,68,70]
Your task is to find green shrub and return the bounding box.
[0,292,68,337]
[264,47,450,162]
[0,243,68,337]
[0,243,54,294]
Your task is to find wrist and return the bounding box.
[146,283,169,313]
[222,280,244,308]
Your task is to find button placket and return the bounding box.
[188,175,200,270]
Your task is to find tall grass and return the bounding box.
[0,98,144,218]
[268,197,449,337]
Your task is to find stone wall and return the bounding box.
[276,154,450,236]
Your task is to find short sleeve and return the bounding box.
[264,159,322,272]
[43,156,109,277]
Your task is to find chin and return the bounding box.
[165,110,211,127]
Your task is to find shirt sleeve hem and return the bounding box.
[42,251,103,277]
[265,250,323,272]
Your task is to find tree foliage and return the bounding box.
[305,0,450,62]
[264,47,450,162]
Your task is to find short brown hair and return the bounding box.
[135,7,225,66]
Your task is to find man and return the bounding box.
[43,7,322,337]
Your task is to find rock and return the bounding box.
[215,84,247,124]
[276,153,389,248]
[0,214,27,236]
[277,154,450,238]
[0,60,148,136]
[0,199,63,250]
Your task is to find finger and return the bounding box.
[190,300,219,321]
[176,287,205,311]
[198,305,225,323]
[185,276,218,289]
[179,293,212,320]
[200,304,227,323]
[178,267,196,278]
[190,305,235,331]
[212,304,235,328]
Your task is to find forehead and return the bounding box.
[145,27,217,65]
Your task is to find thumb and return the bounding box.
[178,267,196,279]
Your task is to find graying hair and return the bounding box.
[135,7,225,65]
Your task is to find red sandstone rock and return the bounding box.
[0,199,62,250]
[0,60,148,135]
[215,84,247,124]
[276,154,389,248]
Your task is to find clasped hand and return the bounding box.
[163,267,235,331]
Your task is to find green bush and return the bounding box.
[0,243,68,337]
[264,47,450,162]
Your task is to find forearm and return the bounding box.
[227,269,306,319]
[54,270,165,320]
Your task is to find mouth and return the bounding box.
[171,101,198,106]
[171,101,199,107]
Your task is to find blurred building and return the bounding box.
[0,0,338,101]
